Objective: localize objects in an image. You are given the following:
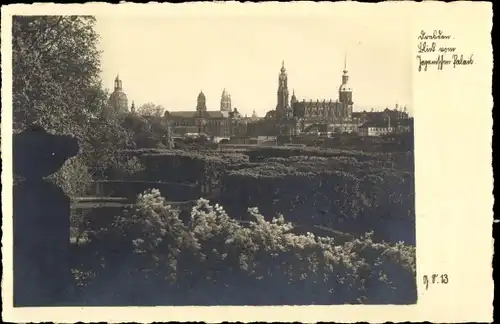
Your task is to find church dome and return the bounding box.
[109,91,129,113]
[198,91,206,100]
[108,75,129,113]
[109,90,128,104]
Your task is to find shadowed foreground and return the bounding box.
[13,126,79,306]
[69,190,417,306]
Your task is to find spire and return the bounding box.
[343,53,348,74]
[280,60,286,73]
[341,54,349,86]
[131,100,136,113]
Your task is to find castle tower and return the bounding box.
[220,88,232,112]
[108,74,129,114]
[338,54,353,118]
[276,60,290,121]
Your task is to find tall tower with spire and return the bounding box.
[220,88,232,112]
[196,90,207,114]
[276,60,290,121]
[338,54,353,118]
[291,89,297,105]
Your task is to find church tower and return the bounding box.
[220,88,232,112]
[338,55,353,118]
[291,88,297,106]
[196,90,207,116]
[276,61,290,121]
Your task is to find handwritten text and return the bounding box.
[416,30,474,72]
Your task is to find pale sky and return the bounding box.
[95,5,413,117]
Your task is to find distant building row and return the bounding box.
[262,59,413,137]
[107,76,259,138]
[108,64,413,139]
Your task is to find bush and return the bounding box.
[49,155,93,197]
[78,189,416,305]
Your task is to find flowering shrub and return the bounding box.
[99,189,416,305]
[50,155,93,197]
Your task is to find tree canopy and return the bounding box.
[137,102,166,117]
[12,16,137,193]
[13,16,101,134]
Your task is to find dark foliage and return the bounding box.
[70,190,417,306]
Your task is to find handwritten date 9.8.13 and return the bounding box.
[423,274,449,290]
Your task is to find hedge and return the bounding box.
[124,149,249,185]
[90,180,200,202]
[118,148,415,244]
[220,155,415,245]
[246,146,391,162]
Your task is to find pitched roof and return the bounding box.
[206,111,228,118]
[166,111,197,118]
[164,110,230,119]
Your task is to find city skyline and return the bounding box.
[95,8,412,117]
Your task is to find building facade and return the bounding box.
[354,103,412,136]
[163,90,246,137]
[358,112,413,137]
[352,104,410,125]
[274,58,356,135]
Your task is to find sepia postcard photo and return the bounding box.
[1,2,493,323]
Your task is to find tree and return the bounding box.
[12,16,137,192]
[12,16,101,135]
[137,102,166,117]
[122,114,174,149]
